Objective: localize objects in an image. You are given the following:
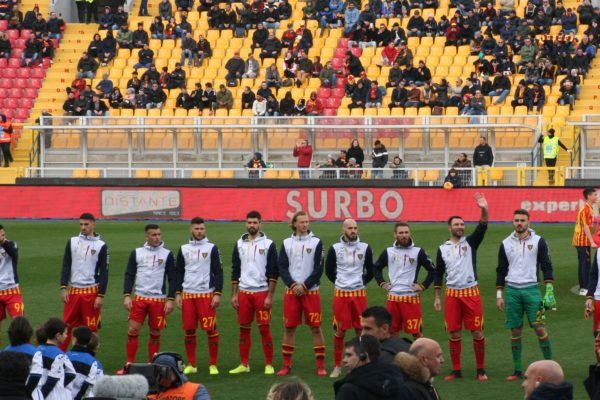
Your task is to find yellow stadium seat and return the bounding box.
[424,170,440,181]
[135,170,149,178]
[87,170,101,178]
[149,170,163,178]
[263,170,279,179]
[192,170,206,178]
[205,170,220,179]
[350,108,364,116]
[72,169,87,178]
[220,170,234,178]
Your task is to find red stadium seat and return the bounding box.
[1,68,16,78]
[0,79,12,88]
[317,87,331,98]
[6,30,18,40]
[0,109,14,118]
[20,29,32,39]
[51,38,58,48]
[331,88,344,98]
[0,58,6,68]
[14,78,27,88]
[331,58,344,69]
[13,39,25,49]
[30,78,42,88]
[350,48,362,57]
[339,38,349,48]
[41,58,51,68]
[0,20,8,31]
[3,98,18,108]
[8,88,22,98]
[9,49,22,61]
[16,68,30,78]
[19,98,33,109]
[15,108,30,120]
[334,48,347,58]
[23,88,38,98]
[0,88,7,98]
[323,108,338,116]
[31,68,45,78]
[325,98,341,108]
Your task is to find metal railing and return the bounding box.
[25,115,542,170]
[568,115,600,165]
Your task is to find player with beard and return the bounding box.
[497,209,554,381]
[434,193,489,381]
[229,211,278,375]
[373,222,435,339]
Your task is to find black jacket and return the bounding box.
[334,362,414,400]
[528,382,573,400]
[379,337,411,364]
[347,146,365,167]
[472,144,494,166]
[0,381,32,400]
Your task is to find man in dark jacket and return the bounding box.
[334,335,414,400]
[394,338,443,400]
[145,82,167,109]
[523,360,573,400]
[0,351,31,400]
[77,52,99,79]
[260,32,282,61]
[225,51,246,86]
[371,140,389,179]
[473,136,494,167]
[361,306,411,364]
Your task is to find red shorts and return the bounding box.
[238,290,271,326]
[129,296,166,330]
[63,286,101,331]
[593,300,600,332]
[444,286,484,332]
[386,294,422,335]
[182,293,217,332]
[0,287,24,321]
[332,289,367,331]
[283,288,322,328]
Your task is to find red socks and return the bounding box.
[148,333,161,362]
[449,337,462,371]
[473,337,485,369]
[207,331,219,366]
[282,344,294,367]
[184,332,197,367]
[239,326,251,366]
[126,332,139,363]
[333,333,345,368]
[314,345,325,369]
[258,325,273,365]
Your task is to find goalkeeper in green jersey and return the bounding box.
[496,209,555,382]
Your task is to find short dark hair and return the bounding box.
[362,306,392,327]
[374,140,381,145]
[80,213,95,221]
[345,335,380,362]
[394,221,410,232]
[43,317,68,341]
[0,351,31,384]
[584,188,596,199]
[8,316,33,346]
[35,325,47,345]
[0,224,4,231]
[190,217,205,225]
[145,224,160,232]
[514,209,530,218]
[246,210,262,221]
[73,326,93,346]
[447,216,463,225]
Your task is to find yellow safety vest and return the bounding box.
[543,136,559,159]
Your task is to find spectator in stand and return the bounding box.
[370,140,388,179]
[252,94,267,116]
[511,79,533,110]
[225,51,245,86]
[241,86,256,110]
[95,73,113,98]
[132,22,149,48]
[389,156,407,178]
[293,99,307,115]
[347,139,365,173]
[266,63,282,89]
[381,42,398,66]
[40,33,54,63]
[389,81,408,110]
[179,15,193,36]
[473,136,494,168]
[108,87,123,108]
[344,2,360,36]
[263,3,280,29]
[246,152,266,178]
[407,10,425,37]
[116,23,133,49]
[195,34,212,67]
[21,32,40,67]
[88,33,103,58]
[0,0,11,20]
[318,2,342,37]
[559,79,576,109]
[396,41,413,67]
[126,71,141,93]
[77,52,99,79]
[73,93,90,116]
[386,61,402,88]
[280,91,295,116]
[176,0,193,11]
[134,43,154,69]
[46,11,65,39]
[293,139,313,179]
[424,13,438,36]
[7,10,21,31]
[145,82,167,109]
[561,7,577,34]
[336,149,349,169]
[200,82,217,112]
[176,88,194,110]
[251,22,268,49]
[136,89,148,109]
[444,168,462,187]
[169,63,186,89]
[87,94,110,116]
[257,81,273,100]
[572,48,590,77]
[345,75,357,97]
[113,5,128,30]
[296,51,313,86]
[165,17,181,39]
[404,82,423,108]
[159,0,173,20]
[306,92,324,116]
[319,61,338,88]
[31,13,46,37]
[310,55,323,80]
[208,2,222,25]
[365,81,383,109]
[297,24,314,53]
[158,67,171,88]
[376,23,391,47]
[0,32,11,59]
[180,31,196,67]
[530,82,546,112]
[63,92,76,116]
[452,152,472,185]
[345,50,365,77]
[220,3,237,30]
[488,71,512,105]
[22,5,38,30]
[99,31,116,66]
[261,32,282,61]
[265,94,279,116]
[463,89,487,118]
[216,84,233,111]
[348,81,368,109]
[242,53,259,78]
[279,0,293,20]
[150,16,165,39]
[445,20,461,46]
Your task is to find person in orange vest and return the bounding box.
[148,352,211,400]
[0,114,13,168]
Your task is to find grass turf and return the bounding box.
[2,220,593,399]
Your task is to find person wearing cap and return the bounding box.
[148,353,211,400]
[537,128,569,185]
[445,20,461,46]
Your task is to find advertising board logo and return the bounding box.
[101,190,181,218]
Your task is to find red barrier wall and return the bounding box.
[0,186,590,222]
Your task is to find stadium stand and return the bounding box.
[1,0,599,183]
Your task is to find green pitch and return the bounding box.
[3,220,593,399]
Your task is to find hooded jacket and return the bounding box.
[394,352,441,400]
[61,233,108,295]
[149,354,210,400]
[278,232,323,290]
[333,362,414,400]
[232,233,278,292]
[176,238,223,295]
[528,382,573,400]
[325,236,374,291]
[124,241,176,299]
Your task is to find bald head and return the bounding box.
[409,338,444,377]
[523,360,565,398]
[342,219,358,241]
